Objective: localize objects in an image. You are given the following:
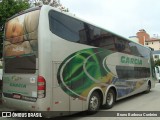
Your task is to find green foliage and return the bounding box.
[154,59,160,66]
[0,0,29,27]
[0,0,30,58]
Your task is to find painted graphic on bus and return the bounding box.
[57,48,149,100]
[4,10,40,57]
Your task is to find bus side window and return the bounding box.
[49,10,84,43]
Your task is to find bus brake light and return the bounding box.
[38,76,46,98]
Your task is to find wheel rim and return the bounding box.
[90,96,99,110]
[147,84,151,91]
[107,92,113,105]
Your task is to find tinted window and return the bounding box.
[49,10,115,47]
[49,10,150,58]
[49,10,84,42]
[5,55,36,73]
[129,43,150,58]
[116,66,150,79]
[4,10,40,73]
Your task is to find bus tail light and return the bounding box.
[38,76,46,98]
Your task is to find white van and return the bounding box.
[0,68,2,94]
[0,69,2,80]
[155,66,160,83]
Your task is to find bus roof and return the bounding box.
[6,6,41,22]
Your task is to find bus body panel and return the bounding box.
[3,74,38,100]
[3,9,40,108]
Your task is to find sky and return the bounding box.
[60,0,160,38]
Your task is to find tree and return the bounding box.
[29,0,69,12]
[0,0,30,58]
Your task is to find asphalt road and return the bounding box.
[0,82,160,120]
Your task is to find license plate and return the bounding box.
[13,94,22,99]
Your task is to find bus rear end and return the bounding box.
[2,7,45,111]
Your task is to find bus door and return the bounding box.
[53,61,83,112]
[69,74,84,112]
[68,61,83,112]
[52,62,70,112]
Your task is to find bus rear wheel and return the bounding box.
[103,89,115,109]
[87,91,101,114]
[145,83,151,93]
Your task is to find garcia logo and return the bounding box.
[121,56,142,65]
[10,83,26,88]
[12,76,22,81]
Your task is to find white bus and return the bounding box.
[2,5,155,117]
[155,66,160,83]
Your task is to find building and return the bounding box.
[132,29,160,50]
[145,38,160,50]
[136,29,150,45]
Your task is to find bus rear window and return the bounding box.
[4,10,40,73]
[5,55,36,74]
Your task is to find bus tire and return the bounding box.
[145,82,151,93]
[103,89,115,109]
[87,91,101,114]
